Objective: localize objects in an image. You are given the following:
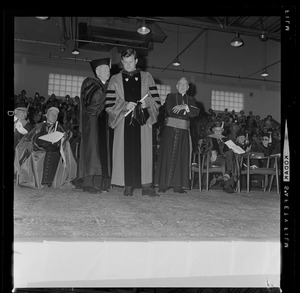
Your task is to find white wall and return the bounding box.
[14,57,281,122]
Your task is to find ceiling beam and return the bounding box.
[127,16,281,41]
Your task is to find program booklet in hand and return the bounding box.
[38,131,64,143]
[224,139,245,154]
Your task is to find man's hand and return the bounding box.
[210,150,217,162]
[126,101,137,112]
[172,104,188,114]
[140,98,147,109]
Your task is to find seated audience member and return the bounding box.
[32,109,43,125]
[262,114,280,131]
[19,89,27,101]
[246,110,254,121]
[40,96,47,113]
[243,130,280,188]
[249,132,260,148]
[272,128,281,154]
[14,107,77,189]
[228,119,240,141]
[231,110,238,121]
[222,116,231,136]
[235,129,251,152]
[239,109,247,121]
[254,115,263,133]
[254,131,280,154]
[246,111,257,134]
[250,132,279,167]
[14,104,34,148]
[205,122,238,193]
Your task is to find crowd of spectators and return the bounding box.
[189,107,281,154]
[14,89,281,161]
[14,90,81,160]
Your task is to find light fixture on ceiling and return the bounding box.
[72,46,80,55]
[261,69,269,77]
[259,18,268,41]
[230,32,244,47]
[172,57,181,67]
[137,19,151,35]
[172,25,181,67]
[261,41,268,77]
[259,31,268,41]
[72,17,80,55]
[35,17,50,20]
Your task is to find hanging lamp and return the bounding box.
[72,17,80,55]
[261,41,268,77]
[173,25,181,66]
[137,19,151,35]
[230,32,244,47]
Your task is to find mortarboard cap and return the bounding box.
[14,103,29,114]
[210,121,224,132]
[236,128,246,137]
[90,58,111,77]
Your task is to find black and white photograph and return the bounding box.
[2,5,296,293]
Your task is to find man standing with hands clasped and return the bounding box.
[154,77,199,193]
[106,48,161,197]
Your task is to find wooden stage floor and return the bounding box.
[13,184,280,241]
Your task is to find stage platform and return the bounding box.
[13,184,281,288]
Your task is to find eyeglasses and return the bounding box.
[262,138,269,141]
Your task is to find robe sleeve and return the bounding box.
[186,96,200,117]
[165,93,176,116]
[142,72,161,125]
[14,123,44,172]
[105,75,127,129]
[81,77,106,116]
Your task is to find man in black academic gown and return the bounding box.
[78,58,111,193]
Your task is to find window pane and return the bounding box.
[48,73,87,98]
[211,90,244,113]
[157,84,171,105]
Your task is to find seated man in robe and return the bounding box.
[234,128,251,152]
[205,122,238,193]
[14,104,34,148]
[14,107,77,188]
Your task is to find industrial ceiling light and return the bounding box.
[261,69,269,77]
[72,17,80,55]
[72,45,80,55]
[173,25,181,67]
[259,18,268,41]
[259,31,268,41]
[172,57,181,67]
[230,32,244,47]
[137,19,151,35]
[35,17,50,20]
[261,42,268,77]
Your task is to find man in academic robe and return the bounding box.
[14,107,76,188]
[106,48,161,197]
[154,77,200,193]
[77,58,111,193]
[206,122,238,193]
[14,104,34,148]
